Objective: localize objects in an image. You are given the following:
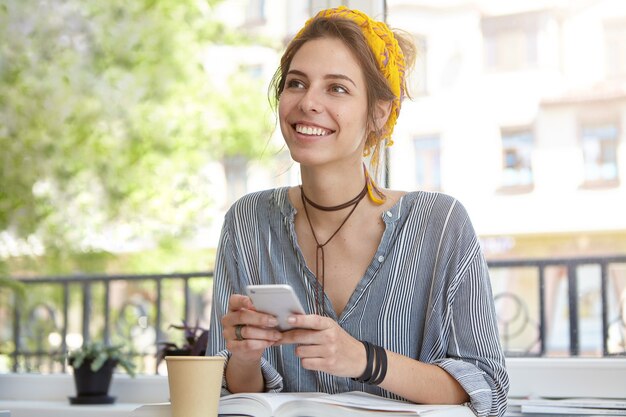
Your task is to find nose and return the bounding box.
[298,89,323,114]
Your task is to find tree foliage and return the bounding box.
[0,0,275,272]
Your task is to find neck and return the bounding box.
[299,162,366,208]
[301,182,367,212]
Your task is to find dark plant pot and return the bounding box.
[70,358,117,404]
[164,349,191,357]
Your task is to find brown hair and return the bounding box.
[269,17,416,180]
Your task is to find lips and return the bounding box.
[293,123,334,136]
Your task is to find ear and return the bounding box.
[373,100,393,131]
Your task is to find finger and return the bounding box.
[296,346,360,378]
[294,343,333,358]
[233,324,282,343]
[222,306,279,329]
[286,314,329,330]
[277,328,318,345]
[228,294,254,312]
[237,308,279,328]
[299,357,336,373]
[226,337,275,354]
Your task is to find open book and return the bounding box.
[131,391,474,417]
[507,398,626,416]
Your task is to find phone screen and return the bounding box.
[246,284,305,330]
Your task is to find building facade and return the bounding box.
[386,0,626,259]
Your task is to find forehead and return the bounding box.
[289,37,364,82]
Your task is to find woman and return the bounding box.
[207,6,509,417]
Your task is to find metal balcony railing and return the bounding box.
[1,271,214,374]
[489,256,626,357]
[1,256,625,374]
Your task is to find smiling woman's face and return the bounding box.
[278,36,370,169]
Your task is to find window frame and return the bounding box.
[578,119,621,189]
[498,126,535,194]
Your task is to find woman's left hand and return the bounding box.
[277,314,366,378]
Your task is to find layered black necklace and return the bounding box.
[300,182,368,315]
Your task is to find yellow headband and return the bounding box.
[294,6,406,148]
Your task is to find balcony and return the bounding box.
[1,256,625,416]
[1,256,625,375]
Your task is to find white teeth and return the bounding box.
[295,124,329,136]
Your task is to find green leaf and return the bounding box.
[1,0,275,273]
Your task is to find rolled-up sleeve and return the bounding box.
[435,255,509,417]
[206,218,285,394]
[212,349,284,395]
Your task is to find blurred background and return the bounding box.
[1,0,625,374]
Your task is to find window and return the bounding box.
[580,123,620,187]
[414,135,441,191]
[482,11,543,71]
[604,18,626,79]
[500,129,533,190]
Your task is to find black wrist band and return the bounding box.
[351,340,387,386]
[352,340,373,383]
[369,346,379,384]
[370,344,388,385]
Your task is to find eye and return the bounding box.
[286,79,306,89]
[330,84,348,94]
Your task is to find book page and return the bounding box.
[219,391,473,417]
[509,398,626,410]
[313,392,472,415]
[521,405,626,415]
[219,392,325,417]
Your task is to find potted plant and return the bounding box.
[156,320,209,366]
[67,341,136,405]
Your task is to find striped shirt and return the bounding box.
[208,187,509,417]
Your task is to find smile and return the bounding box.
[294,124,334,136]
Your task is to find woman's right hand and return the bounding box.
[222,294,282,362]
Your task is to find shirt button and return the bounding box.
[386,211,393,217]
[378,255,385,263]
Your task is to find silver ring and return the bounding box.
[234,324,246,341]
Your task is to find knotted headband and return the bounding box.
[294,6,407,148]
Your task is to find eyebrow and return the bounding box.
[287,69,357,87]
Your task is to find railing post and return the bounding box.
[184,277,190,323]
[538,265,546,355]
[600,262,609,356]
[62,282,69,371]
[12,294,21,372]
[82,280,92,345]
[104,280,111,345]
[155,278,163,374]
[567,263,579,356]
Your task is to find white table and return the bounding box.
[0,373,169,417]
[0,401,138,417]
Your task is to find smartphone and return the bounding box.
[245,284,306,331]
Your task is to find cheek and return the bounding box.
[278,99,294,138]
[335,107,367,133]
[278,98,288,119]
[278,103,291,128]
[278,89,292,108]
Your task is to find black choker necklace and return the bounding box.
[301,185,368,211]
[300,183,368,315]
